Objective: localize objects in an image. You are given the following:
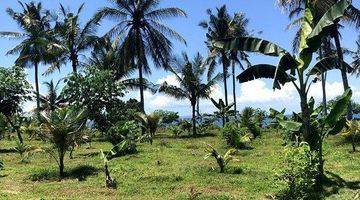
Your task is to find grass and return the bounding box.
[0,129,359,199]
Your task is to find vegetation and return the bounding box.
[0,0,359,199]
[38,108,86,178]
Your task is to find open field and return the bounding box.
[0,130,359,200]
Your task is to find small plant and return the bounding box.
[276,142,319,200]
[240,107,261,139]
[178,120,192,134]
[100,144,125,189]
[106,121,139,155]
[38,108,86,178]
[204,144,238,173]
[341,120,360,152]
[222,122,251,149]
[135,113,162,145]
[12,141,42,163]
[169,125,183,137]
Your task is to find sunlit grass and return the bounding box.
[0,129,359,199]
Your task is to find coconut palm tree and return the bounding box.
[49,3,99,74]
[37,80,66,112]
[0,2,60,112]
[350,35,360,77]
[38,107,86,178]
[278,0,360,119]
[85,36,159,93]
[40,108,86,178]
[200,7,251,112]
[199,6,232,107]
[159,53,222,135]
[93,0,187,114]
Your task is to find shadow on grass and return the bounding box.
[29,165,99,182]
[0,148,17,154]
[320,171,360,198]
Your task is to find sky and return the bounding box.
[0,0,359,117]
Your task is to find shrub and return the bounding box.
[222,122,251,149]
[276,142,319,200]
[178,120,192,134]
[341,120,360,152]
[106,120,139,154]
[169,125,183,137]
[153,110,179,125]
[240,107,261,139]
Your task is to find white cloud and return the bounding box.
[237,79,296,103]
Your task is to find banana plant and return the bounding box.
[210,98,235,127]
[204,144,238,173]
[135,112,162,145]
[342,120,360,152]
[100,149,117,189]
[215,0,352,151]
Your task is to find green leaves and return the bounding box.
[308,56,353,75]
[325,89,352,126]
[307,0,351,52]
[237,64,295,89]
[214,37,288,57]
[279,120,302,132]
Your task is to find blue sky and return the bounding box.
[0,0,359,116]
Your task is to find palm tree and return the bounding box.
[39,107,86,178]
[350,36,360,77]
[85,36,159,93]
[159,53,222,135]
[228,13,251,117]
[93,0,187,114]
[135,112,162,145]
[200,6,250,110]
[49,3,99,74]
[0,2,60,112]
[278,0,360,119]
[37,80,66,112]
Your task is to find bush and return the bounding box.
[153,110,179,125]
[169,125,183,137]
[106,120,140,154]
[240,107,262,139]
[222,122,251,149]
[276,142,319,200]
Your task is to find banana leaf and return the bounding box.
[307,0,350,52]
[308,56,353,75]
[325,89,352,126]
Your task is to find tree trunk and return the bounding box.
[59,153,65,178]
[319,48,327,116]
[191,103,197,136]
[232,61,237,119]
[318,138,324,181]
[196,97,200,117]
[333,28,353,120]
[34,62,40,113]
[351,134,356,152]
[222,115,225,127]
[300,95,313,149]
[71,52,78,73]
[222,54,229,107]
[5,115,23,144]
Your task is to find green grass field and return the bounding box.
[0,130,359,200]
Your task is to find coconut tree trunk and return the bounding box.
[5,115,23,144]
[196,97,200,117]
[34,62,40,112]
[191,102,197,135]
[59,152,65,178]
[333,27,353,120]
[232,61,237,119]
[70,51,78,73]
[222,54,229,107]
